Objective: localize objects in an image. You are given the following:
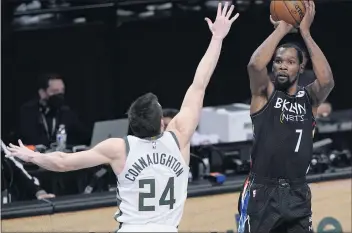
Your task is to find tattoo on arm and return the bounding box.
[307,81,333,107]
[304,35,315,57]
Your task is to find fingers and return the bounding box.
[5,149,13,157]
[9,143,19,149]
[269,15,275,24]
[7,146,17,153]
[212,1,238,25]
[310,1,315,15]
[230,12,240,24]
[217,2,222,18]
[38,193,56,199]
[204,17,213,29]
[270,15,279,26]
[18,139,24,147]
[221,1,229,17]
[304,0,315,15]
[5,146,16,157]
[303,0,309,9]
[226,4,234,19]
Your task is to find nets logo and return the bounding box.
[274,97,307,123]
[296,91,305,98]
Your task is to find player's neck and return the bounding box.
[142,132,164,141]
[287,85,298,96]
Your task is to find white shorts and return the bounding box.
[117,223,177,232]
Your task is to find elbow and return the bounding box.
[247,60,264,72]
[54,154,71,172]
[329,73,335,86]
[56,162,69,172]
[329,78,335,89]
[321,73,335,89]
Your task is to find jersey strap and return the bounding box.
[123,136,130,156]
[168,131,180,149]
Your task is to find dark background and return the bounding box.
[2,1,351,144]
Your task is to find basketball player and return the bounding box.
[6,2,239,232]
[238,1,334,233]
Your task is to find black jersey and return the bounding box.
[250,87,316,179]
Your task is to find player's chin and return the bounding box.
[275,77,288,85]
[274,80,290,91]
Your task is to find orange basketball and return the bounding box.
[270,0,307,27]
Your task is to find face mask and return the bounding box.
[47,93,65,110]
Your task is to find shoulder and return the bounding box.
[299,70,316,87]
[164,131,180,149]
[104,138,125,149]
[301,86,313,104]
[94,138,126,158]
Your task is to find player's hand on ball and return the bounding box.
[6,139,37,162]
[269,15,296,34]
[270,15,297,33]
[205,2,239,40]
[300,0,315,33]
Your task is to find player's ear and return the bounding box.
[161,118,165,132]
[38,88,47,99]
[299,63,305,74]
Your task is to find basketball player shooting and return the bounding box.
[238,1,334,233]
[6,2,239,232]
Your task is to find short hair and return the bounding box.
[275,43,304,64]
[37,73,63,90]
[163,108,179,119]
[291,42,309,61]
[127,92,163,138]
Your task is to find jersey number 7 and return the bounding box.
[295,129,303,152]
[138,177,176,211]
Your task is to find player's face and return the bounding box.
[272,48,303,91]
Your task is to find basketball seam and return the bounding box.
[282,1,300,27]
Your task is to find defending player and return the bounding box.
[6,3,239,232]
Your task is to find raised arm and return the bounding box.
[6,138,124,172]
[300,1,334,107]
[167,2,239,149]
[247,16,293,113]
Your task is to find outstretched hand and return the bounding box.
[6,139,36,162]
[205,2,239,40]
[269,15,297,34]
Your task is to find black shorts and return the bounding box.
[238,173,313,233]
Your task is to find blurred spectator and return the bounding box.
[317,101,332,118]
[162,108,179,129]
[18,73,90,148]
[162,108,219,146]
[1,145,55,202]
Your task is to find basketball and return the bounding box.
[270,0,306,27]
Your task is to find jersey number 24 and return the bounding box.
[138,177,176,211]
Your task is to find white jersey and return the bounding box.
[115,131,189,229]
